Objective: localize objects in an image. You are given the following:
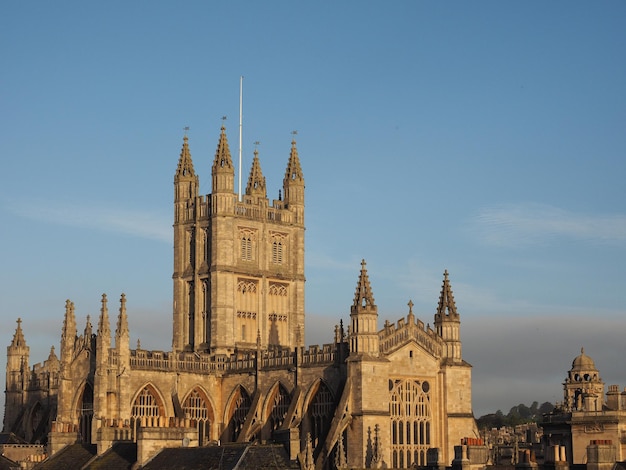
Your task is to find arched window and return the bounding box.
[226,386,251,442]
[76,383,93,444]
[305,381,334,451]
[268,384,291,432]
[390,379,431,467]
[183,388,213,445]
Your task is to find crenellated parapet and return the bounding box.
[378,313,443,358]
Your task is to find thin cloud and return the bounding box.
[471,203,626,247]
[5,198,171,243]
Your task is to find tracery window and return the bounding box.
[390,379,431,468]
[306,381,334,450]
[227,386,251,442]
[132,386,162,419]
[183,388,212,445]
[268,384,291,431]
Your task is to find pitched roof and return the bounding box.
[141,443,298,470]
[84,443,137,469]
[32,444,97,470]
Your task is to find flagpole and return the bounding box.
[238,76,243,201]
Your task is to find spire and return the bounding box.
[352,259,376,310]
[175,135,196,179]
[434,270,462,361]
[283,138,305,210]
[61,299,77,349]
[349,260,379,356]
[115,293,129,347]
[245,149,267,199]
[97,293,111,338]
[436,270,458,317]
[10,318,27,348]
[211,125,235,193]
[284,138,304,184]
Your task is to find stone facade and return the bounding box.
[3,126,478,468]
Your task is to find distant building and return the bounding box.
[3,126,478,468]
[541,348,626,464]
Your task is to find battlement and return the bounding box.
[379,313,443,357]
[127,342,338,375]
[176,193,295,225]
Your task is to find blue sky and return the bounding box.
[1,1,625,418]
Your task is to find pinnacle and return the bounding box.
[352,259,376,309]
[175,134,196,178]
[284,139,304,183]
[10,318,27,348]
[245,149,267,197]
[212,125,234,171]
[437,270,458,317]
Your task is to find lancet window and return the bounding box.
[390,379,431,468]
[306,381,334,450]
[227,387,251,442]
[268,384,291,431]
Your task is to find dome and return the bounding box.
[571,347,597,371]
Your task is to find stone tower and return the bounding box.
[347,260,390,468]
[172,128,305,354]
[564,348,605,411]
[4,319,30,431]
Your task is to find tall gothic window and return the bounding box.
[227,386,252,442]
[268,383,291,432]
[306,381,334,451]
[183,388,213,445]
[390,379,431,468]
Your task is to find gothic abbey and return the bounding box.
[3,126,478,468]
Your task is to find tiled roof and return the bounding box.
[84,443,137,469]
[32,444,97,470]
[141,443,298,470]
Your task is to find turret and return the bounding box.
[4,318,30,431]
[174,134,199,225]
[94,294,111,433]
[115,294,131,421]
[211,125,235,194]
[245,149,267,202]
[60,299,77,366]
[433,270,462,362]
[349,260,380,356]
[282,138,304,225]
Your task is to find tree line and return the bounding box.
[476,401,554,429]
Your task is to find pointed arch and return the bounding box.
[389,379,432,468]
[181,386,215,445]
[262,381,292,433]
[130,383,166,423]
[302,379,335,454]
[223,385,252,443]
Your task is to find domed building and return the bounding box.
[542,348,626,465]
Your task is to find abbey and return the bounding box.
[3,126,478,469]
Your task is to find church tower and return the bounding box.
[172,127,305,354]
